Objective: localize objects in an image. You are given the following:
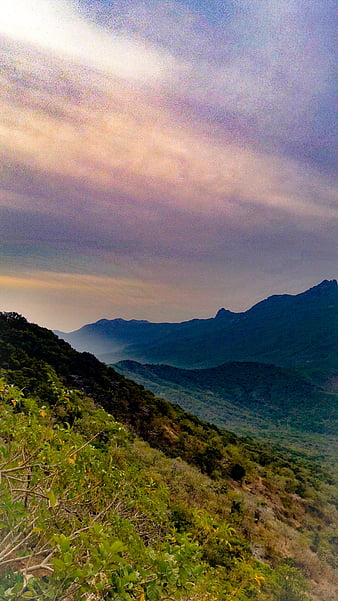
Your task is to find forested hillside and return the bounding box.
[0,312,337,600]
[114,360,338,459]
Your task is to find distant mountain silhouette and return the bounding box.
[55,306,237,364]
[56,280,338,373]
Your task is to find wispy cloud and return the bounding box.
[113,0,335,154]
[1,37,335,224]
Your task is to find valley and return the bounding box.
[113,360,338,466]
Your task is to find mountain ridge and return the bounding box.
[55,279,338,372]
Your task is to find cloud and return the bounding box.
[0,0,173,82]
[1,0,335,164]
[0,1,336,328]
[1,37,335,228]
[115,0,335,151]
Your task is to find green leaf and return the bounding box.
[146,582,161,601]
[52,558,66,570]
[47,490,57,508]
[54,534,70,553]
[19,592,36,600]
[110,540,126,554]
[63,551,73,565]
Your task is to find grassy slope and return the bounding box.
[0,313,337,600]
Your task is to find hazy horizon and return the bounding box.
[51,278,337,333]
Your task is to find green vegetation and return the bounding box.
[0,312,337,600]
[113,360,338,462]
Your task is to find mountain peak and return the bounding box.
[215,308,232,319]
[303,279,337,296]
[317,279,337,288]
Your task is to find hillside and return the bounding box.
[0,312,337,600]
[56,280,338,374]
[114,360,338,460]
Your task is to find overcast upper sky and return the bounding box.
[0,0,336,330]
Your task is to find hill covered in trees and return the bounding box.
[113,360,338,460]
[0,312,337,600]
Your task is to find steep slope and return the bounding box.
[1,312,337,600]
[0,312,235,458]
[56,280,338,373]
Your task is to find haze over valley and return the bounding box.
[56,279,338,458]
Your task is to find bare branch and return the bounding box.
[0,549,50,567]
[64,431,102,459]
[0,518,38,561]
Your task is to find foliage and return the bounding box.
[0,377,266,600]
[114,360,338,439]
[0,312,336,600]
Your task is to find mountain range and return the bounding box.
[56,279,338,454]
[56,279,338,374]
[1,276,338,600]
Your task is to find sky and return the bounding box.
[0,0,336,331]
